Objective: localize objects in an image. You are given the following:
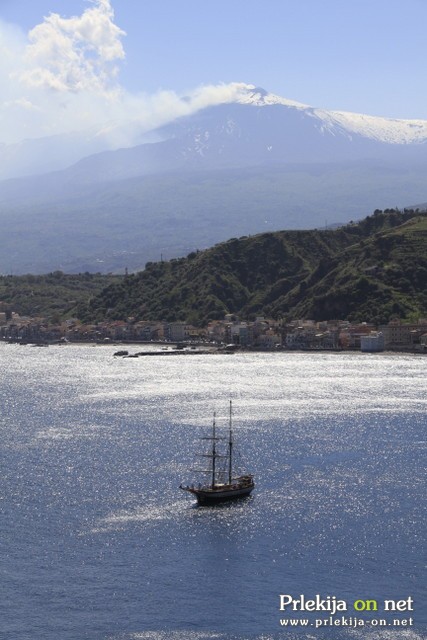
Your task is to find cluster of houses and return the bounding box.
[1,303,426,352]
[206,315,427,352]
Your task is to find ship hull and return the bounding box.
[196,485,254,505]
[182,480,254,505]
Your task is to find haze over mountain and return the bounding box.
[3,85,427,182]
[1,84,427,274]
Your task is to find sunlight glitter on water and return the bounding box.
[1,344,425,640]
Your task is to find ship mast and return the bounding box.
[228,400,233,484]
[212,411,216,488]
[195,411,227,487]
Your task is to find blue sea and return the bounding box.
[1,343,425,640]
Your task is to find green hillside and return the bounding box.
[78,209,427,325]
[0,272,121,321]
[274,215,427,323]
[2,162,427,274]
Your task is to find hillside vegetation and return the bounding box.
[0,272,120,321]
[78,209,427,325]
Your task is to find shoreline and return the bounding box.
[1,339,425,356]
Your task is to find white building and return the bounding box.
[360,332,385,352]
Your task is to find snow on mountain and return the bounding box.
[314,108,427,144]
[2,82,427,274]
[2,83,427,181]
[236,85,310,110]
[236,84,427,144]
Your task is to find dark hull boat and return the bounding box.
[182,475,254,505]
[180,401,254,505]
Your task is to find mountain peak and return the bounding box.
[231,83,427,144]
[236,83,310,110]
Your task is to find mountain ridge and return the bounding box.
[2,83,427,182]
[236,86,427,144]
[1,84,427,274]
[1,209,425,326]
[77,209,427,326]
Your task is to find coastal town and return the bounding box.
[1,303,426,353]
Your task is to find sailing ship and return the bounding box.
[180,401,254,505]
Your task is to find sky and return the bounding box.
[1,0,426,145]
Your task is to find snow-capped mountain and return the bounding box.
[237,86,427,144]
[2,83,427,182]
[1,84,427,274]
[59,84,427,186]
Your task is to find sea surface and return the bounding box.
[1,343,425,640]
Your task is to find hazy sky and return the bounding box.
[1,0,426,144]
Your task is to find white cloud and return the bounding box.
[0,0,253,154]
[20,0,125,94]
